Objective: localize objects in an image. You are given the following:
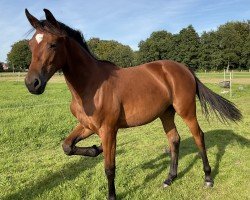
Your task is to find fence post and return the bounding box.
[230,72,232,98]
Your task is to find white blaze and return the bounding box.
[35,34,44,44]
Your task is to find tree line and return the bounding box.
[6,20,250,72]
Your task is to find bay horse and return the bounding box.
[24,9,242,200]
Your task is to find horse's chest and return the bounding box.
[70,101,100,131]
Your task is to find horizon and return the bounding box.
[0,0,249,62]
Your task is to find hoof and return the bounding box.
[204,181,214,188]
[62,143,73,155]
[163,179,172,188]
[108,195,116,200]
[84,145,100,157]
[163,183,170,188]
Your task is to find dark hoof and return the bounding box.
[163,174,177,188]
[204,181,214,187]
[85,145,100,157]
[62,143,73,155]
[163,179,172,188]
[108,195,116,200]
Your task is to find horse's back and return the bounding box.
[115,60,196,99]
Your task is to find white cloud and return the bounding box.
[0,0,249,61]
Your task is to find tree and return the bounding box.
[7,40,31,71]
[87,38,135,67]
[217,24,242,69]
[232,21,250,69]
[173,25,200,69]
[217,21,250,70]
[198,21,250,70]
[137,30,173,64]
[199,31,223,70]
[6,20,249,71]
[241,34,250,69]
[0,62,3,72]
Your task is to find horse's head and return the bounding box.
[25,9,67,95]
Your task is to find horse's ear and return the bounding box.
[43,9,60,29]
[25,9,42,29]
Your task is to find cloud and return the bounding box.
[0,0,249,61]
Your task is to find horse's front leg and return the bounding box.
[62,124,103,157]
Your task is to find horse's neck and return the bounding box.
[62,40,117,103]
[62,41,98,98]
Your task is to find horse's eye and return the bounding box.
[49,43,57,49]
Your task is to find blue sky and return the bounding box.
[0,0,249,62]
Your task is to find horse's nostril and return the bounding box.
[34,78,41,89]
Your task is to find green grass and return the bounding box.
[0,80,249,200]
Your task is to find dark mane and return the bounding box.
[37,20,116,66]
[38,20,95,58]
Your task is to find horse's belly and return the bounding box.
[119,94,170,128]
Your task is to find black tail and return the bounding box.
[194,76,242,123]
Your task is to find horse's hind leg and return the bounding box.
[160,106,180,187]
[62,124,103,157]
[176,104,213,187]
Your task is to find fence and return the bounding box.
[0,72,64,82]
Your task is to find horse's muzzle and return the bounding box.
[25,75,46,95]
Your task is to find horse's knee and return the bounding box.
[62,143,73,155]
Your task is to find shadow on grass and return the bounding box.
[118,129,250,199]
[3,130,249,200]
[143,129,249,181]
[3,149,125,200]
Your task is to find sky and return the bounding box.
[0,0,249,62]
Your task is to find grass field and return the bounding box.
[0,72,249,200]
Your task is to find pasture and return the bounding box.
[0,72,249,199]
